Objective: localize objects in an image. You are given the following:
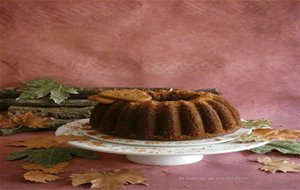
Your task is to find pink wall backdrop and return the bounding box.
[0,0,299,128]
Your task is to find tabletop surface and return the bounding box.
[0,131,299,190]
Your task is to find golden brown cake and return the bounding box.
[89,90,242,141]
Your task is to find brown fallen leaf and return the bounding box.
[21,162,69,174]
[276,130,300,141]
[70,169,148,190]
[235,129,300,143]
[10,136,59,149]
[0,114,18,129]
[257,156,300,173]
[9,135,87,149]
[252,128,277,139]
[24,170,62,183]
[0,112,51,129]
[252,129,300,141]
[11,112,51,128]
[71,171,103,187]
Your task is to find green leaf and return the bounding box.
[242,119,272,129]
[67,147,100,160]
[18,77,78,104]
[250,141,300,155]
[6,147,100,167]
[6,149,31,160]
[24,147,73,167]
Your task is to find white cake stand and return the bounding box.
[55,119,268,166]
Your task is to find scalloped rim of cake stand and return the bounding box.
[55,119,269,166]
[80,127,252,147]
[63,118,252,147]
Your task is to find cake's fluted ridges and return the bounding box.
[155,103,181,140]
[194,101,224,134]
[136,101,158,138]
[206,99,236,130]
[99,101,127,132]
[89,104,110,129]
[179,101,205,136]
[211,95,241,127]
[114,103,139,136]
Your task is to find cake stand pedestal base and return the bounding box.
[126,155,204,166]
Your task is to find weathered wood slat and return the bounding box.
[8,106,94,119]
[0,87,216,98]
[0,87,23,98]
[0,87,100,99]
[0,99,96,107]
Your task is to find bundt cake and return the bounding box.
[89,89,242,141]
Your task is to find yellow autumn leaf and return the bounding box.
[24,170,62,183]
[9,135,87,149]
[21,162,69,174]
[257,156,300,173]
[70,169,148,190]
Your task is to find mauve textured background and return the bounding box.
[0,1,300,190]
[0,0,300,128]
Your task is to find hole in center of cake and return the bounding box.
[152,93,200,102]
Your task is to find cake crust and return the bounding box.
[89,89,242,141]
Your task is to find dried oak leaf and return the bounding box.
[252,129,300,141]
[0,114,18,129]
[24,170,62,183]
[9,135,87,149]
[21,162,69,174]
[11,112,51,129]
[257,156,300,173]
[70,169,148,190]
[235,129,300,143]
[9,136,59,149]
